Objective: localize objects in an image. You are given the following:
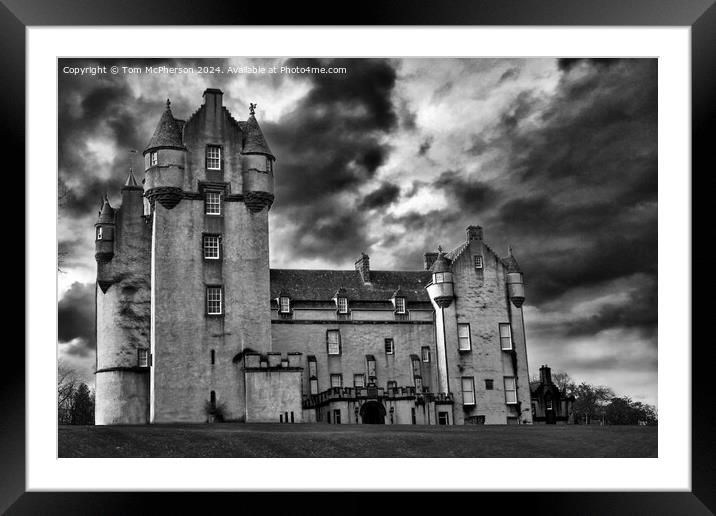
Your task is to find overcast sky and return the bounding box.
[57,57,657,407]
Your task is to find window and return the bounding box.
[205,191,222,215]
[474,255,483,269]
[206,286,223,315]
[326,411,330,424]
[210,391,216,411]
[504,377,517,404]
[210,349,215,365]
[337,297,349,314]
[330,374,343,388]
[354,374,365,388]
[434,272,444,283]
[138,349,149,367]
[438,411,449,425]
[546,399,553,411]
[150,151,158,167]
[367,358,376,380]
[203,234,220,259]
[458,323,471,351]
[309,378,318,395]
[414,376,423,390]
[384,338,394,354]
[485,379,494,390]
[387,380,397,390]
[266,157,273,173]
[499,323,513,350]
[96,227,103,240]
[421,346,431,363]
[461,377,476,405]
[411,407,417,424]
[411,357,421,377]
[206,145,221,170]
[333,409,341,424]
[326,330,341,355]
[279,296,291,313]
[307,356,317,377]
[395,297,406,314]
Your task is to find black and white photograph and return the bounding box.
[55,56,658,458]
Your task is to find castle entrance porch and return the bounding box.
[360,401,386,424]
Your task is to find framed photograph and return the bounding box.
[9,0,712,513]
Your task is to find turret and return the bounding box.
[426,246,454,308]
[94,195,116,292]
[504,245,525,307]
[241,103,275,212]
[143,99,187,210]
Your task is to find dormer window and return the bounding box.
[150,151,158,167]
[279,296,291,313]
[395,297,406,314]
[206,145,221,170]
[474,255,483,269]
[337,297,348,314]
[266,157,273,173]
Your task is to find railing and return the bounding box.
[302,386,454,408]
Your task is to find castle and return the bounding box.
[94,88,535,426]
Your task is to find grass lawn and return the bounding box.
[59,423,657,458]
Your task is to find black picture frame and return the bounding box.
[7,1,712,514]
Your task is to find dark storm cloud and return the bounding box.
[563,283,658,339]
[433,170,497,213]
[58,282,95,349]
[266,58,399,263]
[483,59,657,317]
[557,58,625,72]
[359,182,401,210]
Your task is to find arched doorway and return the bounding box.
[360,401,386,424]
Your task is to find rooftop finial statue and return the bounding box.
[249,102,257,116]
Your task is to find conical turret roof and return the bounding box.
[504,245,521,273]
[97,195,115,223]
[123,169,140,187]
[242,110,274,158]
[144,99,185,154]
[431,246,451,273]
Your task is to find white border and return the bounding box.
[27,27,690,491]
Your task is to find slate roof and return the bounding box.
[270,269,432,302]
[144,101,185,153]
[242,115,274,157]
[124,169,139,187]
[97,196,115,223]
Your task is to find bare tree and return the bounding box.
[58,359,78,424]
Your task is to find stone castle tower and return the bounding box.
[95,88,534,426]
[95,89,277,424]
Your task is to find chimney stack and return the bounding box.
[202,88,224,114]
[355,252,371,283]
[539,365,552,385]
[466,225,483,242]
